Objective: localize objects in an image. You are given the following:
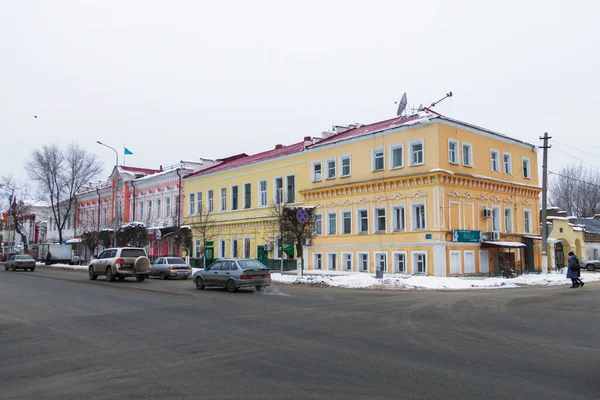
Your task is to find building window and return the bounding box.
[244,183,251,209]
[232,239,238,258]
[147,201,152,220]
[328,253,338,271]
[373,148,384,171]
[244,238,251,258]
[196,192,202,215]
[231,185,238,210]
[342,211,352,234]
[409,140,424,166]
[505,208,513,233]
[207,190,214,212]
[358,209,369,233]
[259,180,267,207]
[312,161,322,181]
[275,177,283,204]
[327,212,337,235]
[448,139,459,164]
[524,210,532,233]
[358,253,369,272]
[389,144,404,169]
[342,253,353,271]
[220,188,227,211]
[137,203,142,222]
[166,197,171,217]
[412,204,426,230]
[490,150,500,172]
[286,175,295,203]
[503,153,512,174]
[523,158,531,179]
[156,199,161,218]
[375,208,386,232]
[340,156,351,177]
[462,143,472,167]
[220,239,225,258]
[313,213,322,235]
[326,159,336,179]
[393,252,407,274]
[392,206,405,231]
[492,206,501,231]
[413,252,427,274]
[314,253,323,270]
[189,193,195,215]
[375,252,387,273]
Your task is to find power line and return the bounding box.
[548,170,600,189]
[550,139,600,161]
[551,147,600,173]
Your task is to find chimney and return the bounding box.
[159,165,163,172]
[303,136,311,142]
[275,144,283,149]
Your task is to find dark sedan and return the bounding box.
[5,255,36,271]
[192,258,271,292]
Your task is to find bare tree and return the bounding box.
[184,205,222,268]
[549,164,600,217]
[267,202,314,272]
[0,176,32,254]
[26,143,103,244]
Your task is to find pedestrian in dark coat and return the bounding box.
[45,252,52,266]
[567,251,584,288]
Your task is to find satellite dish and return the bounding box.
[396,92,407,116]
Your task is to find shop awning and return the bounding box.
[481,241,526,248]
[65,238,82,244]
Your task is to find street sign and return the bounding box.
[296,208,309,223]
[452,230,482,243]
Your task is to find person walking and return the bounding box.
[567,251,584,288]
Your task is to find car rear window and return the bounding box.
[120,249,146,258]
[237,260,267,270]
[17,255,33,260]
[166,258,186,264]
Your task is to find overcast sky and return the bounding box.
[1,0,599,185]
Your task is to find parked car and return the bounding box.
[5,254,36,271]
[88,247,151,282]
[192,258,271,292]
[582,259,600,271]
[1,252,17,262]
[149,257,192,280]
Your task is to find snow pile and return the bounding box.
[271,270,600,290]
[42,263,88,271]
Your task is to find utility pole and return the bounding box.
[540,132,552,274]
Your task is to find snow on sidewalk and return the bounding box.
[271,269,600,290]
[37,262,88,271]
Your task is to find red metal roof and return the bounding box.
[119,166,160,175]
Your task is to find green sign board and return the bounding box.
[452,230,482,243]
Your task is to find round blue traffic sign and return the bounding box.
[296,208,309,223]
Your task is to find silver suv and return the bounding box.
[88,247,151,282]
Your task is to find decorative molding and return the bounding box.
[373,195,387,202]
[356,197,369,204]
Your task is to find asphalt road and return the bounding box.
[0,268,599,400]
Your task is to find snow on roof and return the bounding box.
[481,241,527,248]
[429,168,455,175]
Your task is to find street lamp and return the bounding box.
[96,141,119,247]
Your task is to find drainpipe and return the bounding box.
[131,181,136,221]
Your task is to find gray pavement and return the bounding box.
[0,267,599,399]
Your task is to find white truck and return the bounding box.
[38,244,80,265]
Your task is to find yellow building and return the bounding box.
[184,109,542,276]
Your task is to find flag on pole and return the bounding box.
[124,147,133,155]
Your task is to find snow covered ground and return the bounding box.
[37,262,88,271]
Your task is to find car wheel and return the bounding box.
[160,272,168,280]
[255,285,263,291]
[89,266,97,280]
[4,265,7,271]
[106,267,116,282]
[135,275,146,282]
[118,276,125,281]
[226,279,238,293]
[195,277,205,290]
[586,264,596,272]
[31,268,35,272]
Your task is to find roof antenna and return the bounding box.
[428,91,453,108]
[394,92,407,116]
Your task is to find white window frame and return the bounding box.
[230,238,238,258]
[156,198,162,218]
[326,158,336,179]
[392,251,407,274]
[357,252,369,273]
[243,182,251,209]
[449,250,462,275]
[258,180,267,207]
[312,161,322,182]
[340,155,351,177]
[207,190,214,212]
[220,188,227,211]
[165,197,171,217]
[274,177,283,204]
[374,207,387,233]
[313,213,322,236]
[524,209,532,234]
[409,139,425,166]
[196,192,202,215]
[374,251,388,273]
[392,205,406,232]
[411,202,426,231]
[313,253,323,270]
[189,193,195,216]
[231,185,239,211]
[504,207,513,233]
[412,251,428,275]
[503,153,512,174]
[341,210,352,235]
[357,209,369,233]
[462,142,473,167]
[491,206,501,232]
[490,149,500,172]
[522,157,531,179]
[327,212,337,235]
[389,143,404,169]
[448,139,459,164]
[327,252,338,271]
[341,252,353,271]
[372,148,385,171]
